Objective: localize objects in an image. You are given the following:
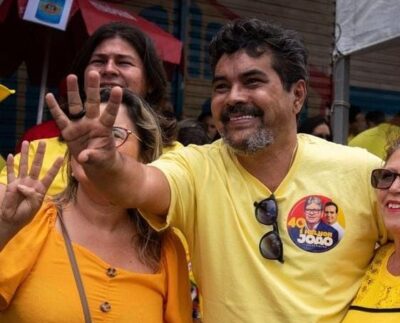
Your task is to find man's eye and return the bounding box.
[213,83,229,92]
[245,78,262,86]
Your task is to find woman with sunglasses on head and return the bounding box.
[343,137,400,322]
[0,88,192,322]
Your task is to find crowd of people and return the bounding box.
[1,16,400,323]
[298,108,400,160]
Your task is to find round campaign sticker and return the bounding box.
[287,195,345,253]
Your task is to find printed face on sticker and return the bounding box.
[324,205,338,225]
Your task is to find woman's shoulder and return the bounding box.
[29,199,58,228]
[6,200,58,247]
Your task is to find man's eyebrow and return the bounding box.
[212,76,226,84]
[212,69,267,84]
[241,69,268,78]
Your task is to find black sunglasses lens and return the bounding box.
[255,198,277,225]
[372,169,395,189]
[259,231,283,261]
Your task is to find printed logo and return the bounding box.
[287,195,345,253]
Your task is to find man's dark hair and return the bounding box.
[209,18,308,91]
[69,22,167,109]
[324,201,338,213]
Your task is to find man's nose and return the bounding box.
[226,84,247,105]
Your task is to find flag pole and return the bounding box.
[36,31,51,124]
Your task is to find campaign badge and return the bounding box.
[287,195,345,253]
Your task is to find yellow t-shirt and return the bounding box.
[0,137,67,196]
[348,123,400,159]
[343,243,400,322]
[143,134,387,323]
[0,155,5,172]
[162,140,184,154]
[0,202,192,322]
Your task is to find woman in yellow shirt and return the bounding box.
[343,137,400,323]
[0,88,192,322]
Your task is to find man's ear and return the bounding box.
[292,79,307,114]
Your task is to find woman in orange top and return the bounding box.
[0,88,192,322]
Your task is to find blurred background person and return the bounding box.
[365,110,386,129]
[197,98,220,142]
[177,118,211,146]
[349,112,400,159]
[298,115,332,141]
[158,103,181,153]
[348,105,367,143]
[198,110,219,142]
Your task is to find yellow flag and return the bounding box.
[0,84,15,102]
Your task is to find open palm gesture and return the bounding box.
[45,71,122,167]
[0,141,63,246]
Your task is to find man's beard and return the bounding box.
[219,103,274,155]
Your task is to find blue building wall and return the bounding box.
[350,86,400,117]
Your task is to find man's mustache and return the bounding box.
[221,103,264,123]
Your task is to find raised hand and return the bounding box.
[0,141,63,250]
[45,71,122,166]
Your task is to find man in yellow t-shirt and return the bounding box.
[348,113,400,159]
[47,18,387,323]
